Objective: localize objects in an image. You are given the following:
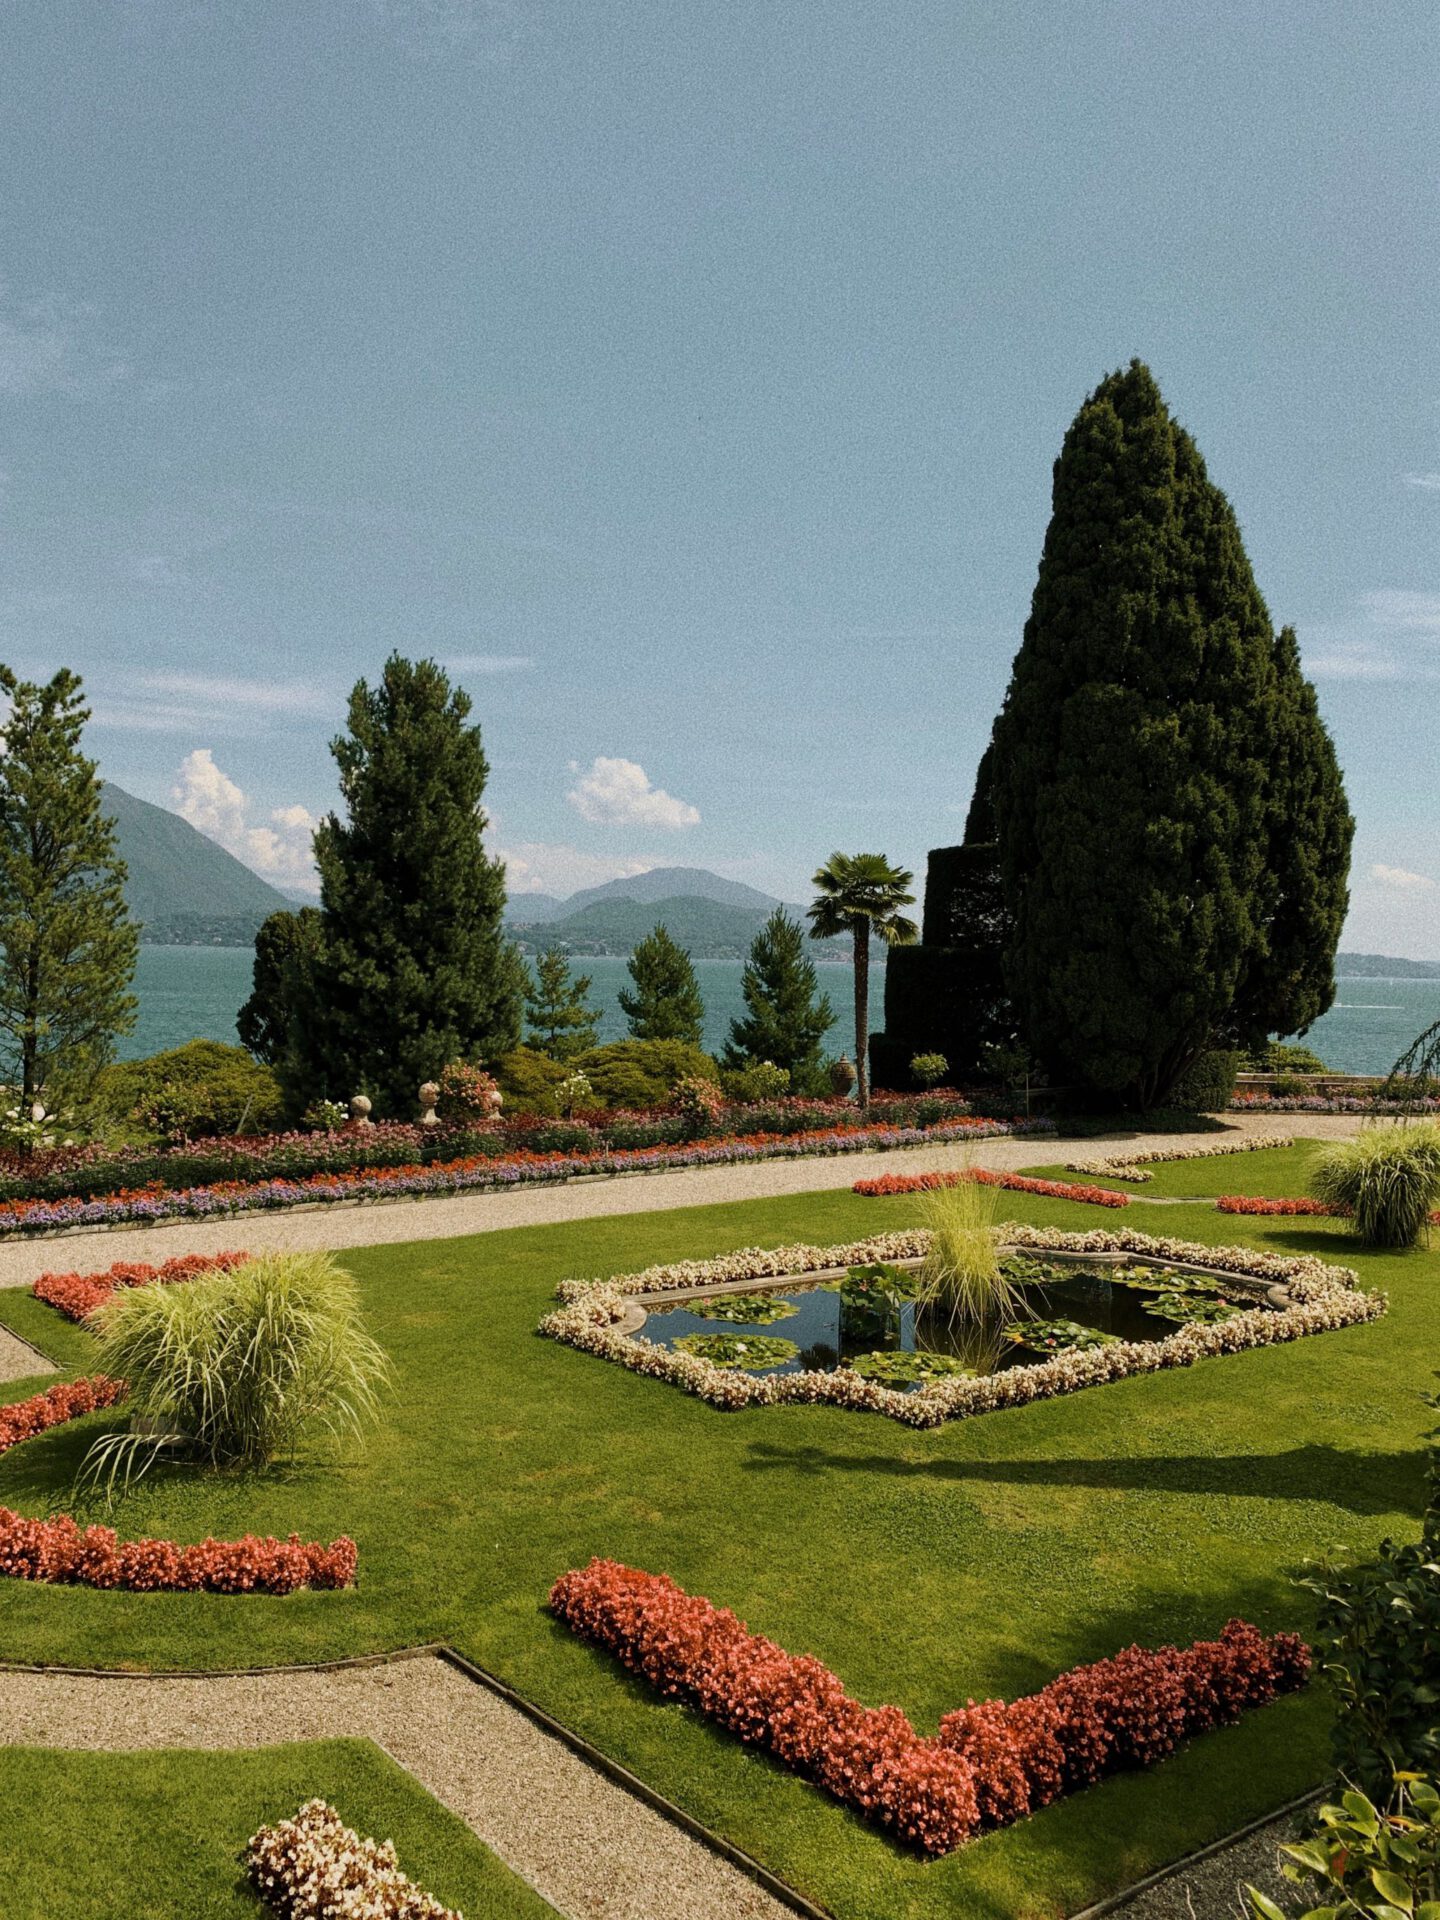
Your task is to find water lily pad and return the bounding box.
[841,1261,924,1304]
[844,1350,978,1385]
[1142,1292,1242,1325]
[673,1333,800,1371]
[690,1292,795,1326]
[1004,1317,1120,1353]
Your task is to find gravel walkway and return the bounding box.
[0,1323,54,1383]
[0,1653,795,1920]
[0,1114,1364,1290]
[1093,1799,1316,1918]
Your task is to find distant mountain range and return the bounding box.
[103,783,293,945]
[1335,951,1440,980]
[508,866,788,924]
[506,867,850,959]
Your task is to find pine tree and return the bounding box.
[722,909,835,1095]
[282,656,524,1115]
[0,668,138,1098]
[237,907,323,1066]
[524,945,600,1060]
[987,360,1347,1106]
[618,923,704,1045]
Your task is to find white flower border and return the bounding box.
[540,1223,1381,1430]
[1065,1133,1296,1183]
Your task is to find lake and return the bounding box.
[124,947,1440,1080]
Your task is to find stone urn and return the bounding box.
[348,1093,373,1129]
[418,1081,440,1126]
[829,1054,857,1098]
[486,1085,503,1114]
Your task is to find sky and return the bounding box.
[1,1,1437,952]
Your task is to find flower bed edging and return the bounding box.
[853,1168,1129,1206]
[1065,1134,1296,1183]
[0,1375,358,1593]
[0,1114,1054,1237]
[550,1557,1310,1855]
[248,1799,458,1918]
[33,1249,250,1322]
[540,1226,1384,1428]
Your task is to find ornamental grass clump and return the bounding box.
[1310,1123,1440,1248]
[83,1251,389,1488]
[916,1172,1025,1330]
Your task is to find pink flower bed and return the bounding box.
[0,1373,357,1594]
[33,1249,250,1322]
[853,1168,1129,1207]
[549,1558,1309,1855]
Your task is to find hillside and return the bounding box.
[562,867,787,915]
[509,892,848,960]
[103,782,291,944]
[1336,951,1440,980]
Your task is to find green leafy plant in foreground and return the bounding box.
[1246,1777,1440,1920]
[1311,1125,1440,1250]
[83,1251,390,1488]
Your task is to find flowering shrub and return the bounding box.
[541,1226,1384,1429]
[853,1168,1129,1207]
[669,1074,725,1136]
[0,1375,128,1456]
[436,1061,502,1122]
[1065,1134,1296,1182]
[1231,1091,1440,1115]
[0,1115,1052,1236]
[32,1249,250,1322]
[248,1799,459,1919]
[550,1557,1309,1854]
[0,1509,357,1593]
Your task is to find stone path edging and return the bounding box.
[1068,1787,1322,1919]
[0,1647,816,1920]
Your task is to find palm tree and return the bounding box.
[807,852,917,1108]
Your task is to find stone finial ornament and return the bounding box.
[418,1081,440,1126]
[349,1093,373,1128]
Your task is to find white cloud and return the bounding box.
[172,749,320,890]
[497,840,654,899]
[1302,591,1440,683]
[1370,863,1435,892]
[1404,473,1440,491]
[566,756,700,831]
[140,672,333,717]
[0,285,127,396]
[446,654,533,675]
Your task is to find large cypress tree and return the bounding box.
[988,361,1347,1107]
[722,908,836,1094]
[283,656,524,1115]
[237,907,322,1066]
[0,668,138,1098]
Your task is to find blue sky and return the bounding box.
[2,1,1437,952]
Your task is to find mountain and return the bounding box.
[563,867,789,915]
[1336,951,1440,980]
[503,891,567,924]
[103,782,291,944]
[509,892,850,961]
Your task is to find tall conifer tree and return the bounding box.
[722,908,835,1094]
[524,945,600,1060]
[618,924,705,1045]
[283,656,524,1114]
[0,668,138,1098]
[987,361,1348,1106]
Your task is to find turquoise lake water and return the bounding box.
[125,947,1440,1080]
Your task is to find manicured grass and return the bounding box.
[0,1739,556,1918]
[1025,1139,1327,1198]
[1,1153,1434,1920]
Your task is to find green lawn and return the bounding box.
[0,1740,557,1919]
[1027,1139,1328,1198]
[1,1154,1434,1920]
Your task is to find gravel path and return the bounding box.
[0,1323,55,1382]
[0,1114,1364,1290]
[1093,1799,1315,1917]
[0,1653,795,1920]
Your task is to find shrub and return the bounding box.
[84,1251,390,1482]
[1244,1040,1330,1074]
[93,1040,285,1142]
[248,1800,458,1918]
[1311,1124,1440,1248]
[490,1044,570,1114]
[435,1060,501,1123]
[1247,1777,1440,1920]
[1169,1049,1243,1113]
[669,1073,724,1138]
[301,1098,349,1133]
[573,1039,719,1111]
[910,1052,949,1089]
[1298,1385,1440,1795]
[720,1060,791,1104]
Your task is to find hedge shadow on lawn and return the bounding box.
[738,1438,1427,1518]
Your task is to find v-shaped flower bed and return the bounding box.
[853,1168,1129,1205]
[551,1558,1310,1855]
[33,1249,251,1322]
[0,1375,357,1594]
